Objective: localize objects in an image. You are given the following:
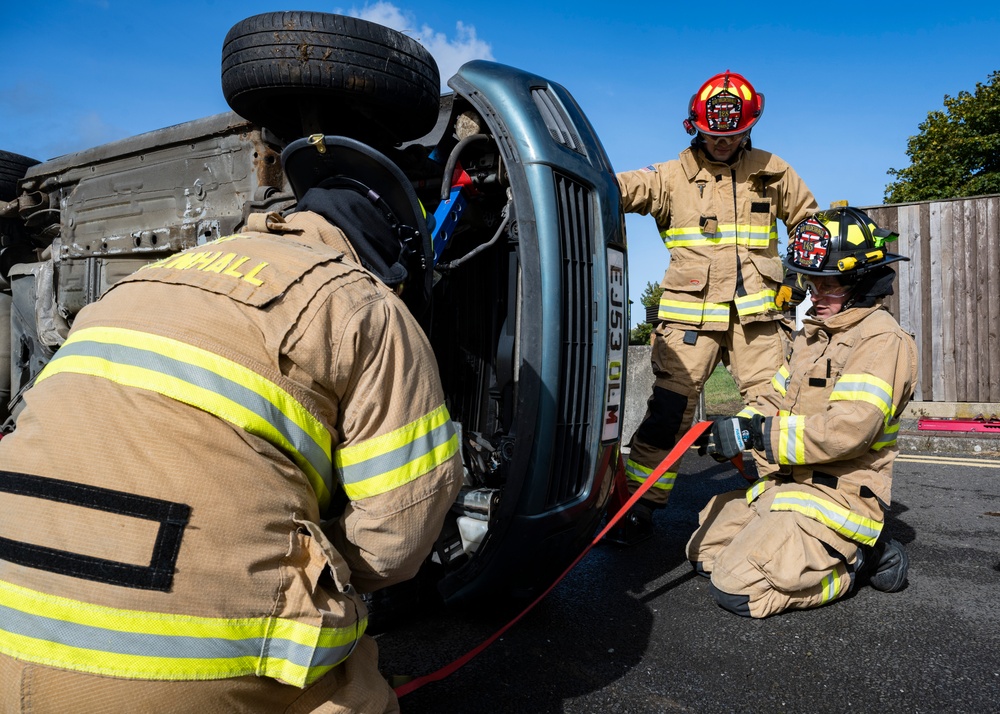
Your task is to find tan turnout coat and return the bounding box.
[618,146,817,329]
[0,210,463,694]
[752,302,919,508]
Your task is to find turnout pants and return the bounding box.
[625,308,785,506]
[0,635,397,714]
[686,484,861,618]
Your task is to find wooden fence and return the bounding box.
[863,195,1000,404]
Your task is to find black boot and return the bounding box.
[605,500,654,546]
[856,537,909,593]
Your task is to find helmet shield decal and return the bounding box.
[705,91,743,133]
[791,218,831,270]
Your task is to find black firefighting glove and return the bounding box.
[775,273,806,312]
[704,415,765,462]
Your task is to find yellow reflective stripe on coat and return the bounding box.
[872,420,901,451]
[625,458,676,492]
[0,579,364,686]
[36,326,334,511]
[775,414,807,464]
[657,292,775,324]
[658,298,730,324]
[829,373,894,422]
[734,289,777,315]
[335,404,458,501]
[770,492,883,546]
[661,224,776,249]
[771,365,790,396]
[736,405,763,420]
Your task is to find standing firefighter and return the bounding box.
[615,71,818,539]
[0,135,463,712]
[688,206,917,618]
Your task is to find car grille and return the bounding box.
[546,172,596,507]
[532,88,583,154]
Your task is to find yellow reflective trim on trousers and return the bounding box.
[661,224,776,249]
[0,579,364,687]
[829,373,894,422]
[36,326,333,511]
[745,478,771,504]
[658,298,730,324]
[625,458,676,492]
[335,404,458,501]
[777,415,806,464]
[770,492,883,546]
[736,405,763,420]
[820,566,845,604]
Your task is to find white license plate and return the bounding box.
[602,247,626,442]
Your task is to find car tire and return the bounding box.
[221,11,441,145]
[0,149,39,261]
[0,150,39,203]
[0,150,36,425]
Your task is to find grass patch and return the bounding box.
[704,364,743,417]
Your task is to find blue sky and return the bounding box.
[3,1,999,325]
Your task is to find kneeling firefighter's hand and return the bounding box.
[705,416,765,462]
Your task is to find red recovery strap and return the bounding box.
[393,419,713,699]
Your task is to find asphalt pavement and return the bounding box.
[376,446,1000,714]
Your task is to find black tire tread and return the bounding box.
[221,12,440,143]
[0,150,40,201]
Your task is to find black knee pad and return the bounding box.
[635,387,688,449]
[709,582,752,617]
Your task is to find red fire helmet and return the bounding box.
[684,70,764,136]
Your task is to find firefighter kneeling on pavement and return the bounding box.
[686,206,917,618]
[0,135,463,712]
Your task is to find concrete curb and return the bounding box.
[898,420,1000,457]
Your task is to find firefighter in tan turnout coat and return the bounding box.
[688,206,917,618]
[614,71,817,539]
[0,135,463,712]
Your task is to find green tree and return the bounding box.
[629,281,664,345]
[885,70,1000,203]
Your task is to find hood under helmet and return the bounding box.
[281,134,433,316]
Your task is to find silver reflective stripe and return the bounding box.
[745,478,770,504]
[0,603,353,668]
[338,418,456,487]
[771,492,882,545]
[832,378,892,406]
[50,339,332,499]
[735,290,776,314]
[820,566,845,604]
[625,459,676,491]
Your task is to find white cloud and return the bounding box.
[343,2,494,87]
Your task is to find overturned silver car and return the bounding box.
[0,11,628,610]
